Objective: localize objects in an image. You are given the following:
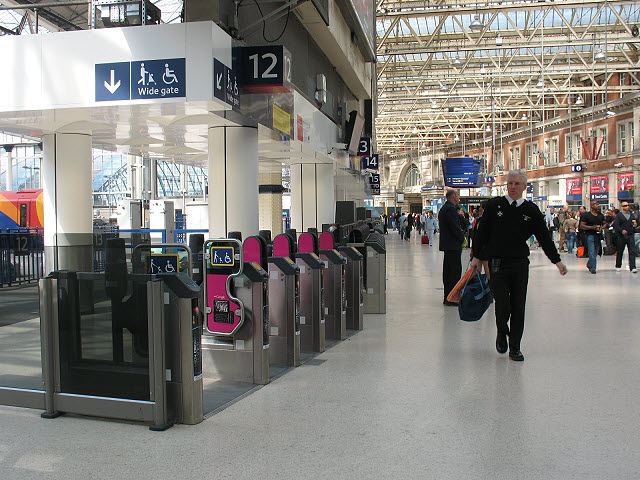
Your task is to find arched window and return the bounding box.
[403,164,421,188]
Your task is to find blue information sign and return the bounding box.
[95,62,131,101]
[148,254,180,274]
[209,247,235,267]
[96,58,186,101]
[442,157,482,187]
[131,58,186,99]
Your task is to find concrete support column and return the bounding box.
[290,163,335,233]
[42,133,93,274]
[3,146,13,191]
[129,155,144,200]
[259,171,283,236]
[208,125,259,238]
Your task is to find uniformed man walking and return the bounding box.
[470,170,567,361]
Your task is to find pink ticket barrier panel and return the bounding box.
[296,232,326,353]
[201,238,269,385]
[319,232,347,341]
[267,233,301,367]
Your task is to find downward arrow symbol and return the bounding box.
[104,70,121,94]
[216,73,223,90]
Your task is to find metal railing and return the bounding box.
[0,229,44,288]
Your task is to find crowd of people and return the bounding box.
[543,201,639,274]
[383,170,640,361]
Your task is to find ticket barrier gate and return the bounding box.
[201,238,270,385]
[37,238,203,430]
[363,232,386,314]
[319,232,347,341]
[268,233,301,367]
[339,245,364,330]
[296,232,326,353]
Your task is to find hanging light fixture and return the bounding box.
[485,125,491,132]
[469,14,485,31]
[537,76,544,87]
[522,113,527,120]
[454,134,460,141]
[575,95,583,105]
[595,48,606,61]
[412,126,418,134]
[439,83,449,92]
[453,54,463,66]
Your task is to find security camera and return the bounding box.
[614,162,624,168]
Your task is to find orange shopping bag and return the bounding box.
[446,267,475,303]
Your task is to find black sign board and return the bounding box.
[236,45,292,93]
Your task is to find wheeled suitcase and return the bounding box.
[421,235,429,245]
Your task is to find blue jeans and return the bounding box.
[586,234,599,272]
[566,232,576,253]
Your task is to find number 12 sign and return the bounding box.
[235,45,292,93]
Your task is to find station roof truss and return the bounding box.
[376,0,640,153]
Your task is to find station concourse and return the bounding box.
[1,2,640,478]
[0,233,639,479]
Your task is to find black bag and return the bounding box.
[603,246,616,256]
[458,273,493,322]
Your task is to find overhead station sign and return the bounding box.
[95,58,186,102]
[442,157,482,187]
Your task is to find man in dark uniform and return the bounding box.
[470,170,567,361]
[438,188,464,306]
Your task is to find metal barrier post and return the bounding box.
[147,279,171,431]
[39,277,62,419]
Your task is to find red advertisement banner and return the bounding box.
[590,175,609,194]
[618,172,634,192]
[566,178,582,196]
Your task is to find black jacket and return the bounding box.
[613,211,637,237]
[438,200,464,251]
[473,196,561,263]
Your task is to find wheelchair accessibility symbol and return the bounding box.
[209,247,235,267]
[148,254,180,274]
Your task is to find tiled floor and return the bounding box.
[1,231,639,479]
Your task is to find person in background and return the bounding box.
[613,201,638,273]
[425,211,438,246]
[564,211,578,254]
[438,189,465,306]
[398,212,407,240]
[406,213,414,241]
[632,204,640,255]
[419,211,427,237]
[471,170,567,362]
[579,201,606,274]
[557,206,568,252]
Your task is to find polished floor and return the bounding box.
[1,230,639,479]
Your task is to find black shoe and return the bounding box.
[590,270,596,274]
[496,333,508,354]
[443,300,459,306]
[509,350,525,361]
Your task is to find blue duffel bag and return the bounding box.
[458,272,493,322]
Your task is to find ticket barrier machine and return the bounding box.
[319,232,347,341]
[38,238,203,430]
[363,232,386,314]
[268,233,301,367]
[339,245,364,330]
[296,232,326,353]
[201,238,270,385]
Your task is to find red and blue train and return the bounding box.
[0,189,44,230]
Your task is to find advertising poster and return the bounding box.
[590,175,609,200]
[617,172,635,199]
[566,178,582,202]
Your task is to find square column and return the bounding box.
[259,171,284,236]
[208,125,259,238]
[42,133,93,274]
[290,163,335,232]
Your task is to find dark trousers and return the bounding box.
[489,258,529,351]
[616,235,637,269]
[443,250,462,301]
